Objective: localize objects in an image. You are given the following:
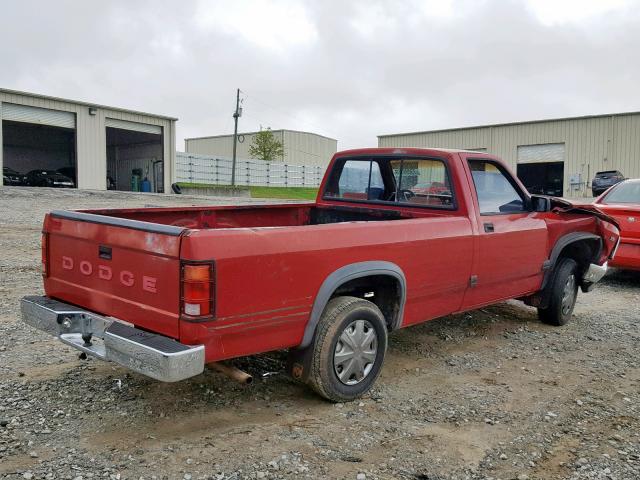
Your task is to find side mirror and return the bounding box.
[530,195,551,212]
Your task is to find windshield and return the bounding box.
[602,182,640,204]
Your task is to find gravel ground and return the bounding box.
[0,187,639,480]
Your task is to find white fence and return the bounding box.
[176,152,325,187]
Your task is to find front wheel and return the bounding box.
[538,258,579,326]
[307,296,388,402]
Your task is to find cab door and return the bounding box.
[461,157,548,309]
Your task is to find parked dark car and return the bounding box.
[3,167,26,186]
[592,170,625,196]
[57,166,117,190]
[25,169,75,188]
[56,167,77,183]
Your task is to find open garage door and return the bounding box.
[106,119,163,193]
[2,103,77,187]
[517,143,565,197]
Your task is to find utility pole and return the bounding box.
[231,88,241,186]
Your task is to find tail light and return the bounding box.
[41,232,49,277]
[181,262,215,320]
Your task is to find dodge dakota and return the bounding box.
[21,147,619,401]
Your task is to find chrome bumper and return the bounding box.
[20,296,204,382]
[582,262,608,291]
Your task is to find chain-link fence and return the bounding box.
[176,152,325,187]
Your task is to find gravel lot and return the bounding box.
[1,187,639,480]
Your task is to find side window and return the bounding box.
[330,160,385,200]
[390,158,454,207]
[469,160,526,214]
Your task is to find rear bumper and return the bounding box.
[20,296,204,382]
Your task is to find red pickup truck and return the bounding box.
[22,148,619,401]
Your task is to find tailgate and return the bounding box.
[43,210,185,339]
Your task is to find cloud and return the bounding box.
[195,0,318,52]
[525,0,634,25]
[0,0,638,152]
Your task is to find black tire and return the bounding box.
[171,183,182,194]
[307,296,388,402]
[538,258,579,326]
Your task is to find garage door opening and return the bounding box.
[2,107,77,188]
[516,143,565,197]
[106,120,163,193]
[517,162,564,196]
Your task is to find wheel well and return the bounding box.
[523,237,602,309]
[556,238,601,277]
[331,275,402,330]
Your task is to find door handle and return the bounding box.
[484,222,495,233]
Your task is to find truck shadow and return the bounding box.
[78,301,540,436]
[601,268,640,288]
[30,294,603,456]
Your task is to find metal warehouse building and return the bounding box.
[378,112,640,197]
[1,88,177,192]
[185,129,337,167]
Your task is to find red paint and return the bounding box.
[62,256,73,270]
[79,261,92,276]
[41,148,619,363]
[142,276,157,293]
[98,265,112,280]
[594,181,640,270]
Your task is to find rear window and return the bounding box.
[389,159,453,207]
[334,160,384,201]
[602,182,640,204]
[596,171,622,177]
[323,157,455,209]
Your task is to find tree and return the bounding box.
[248,128,285,161]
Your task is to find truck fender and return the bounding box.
[526,232,602,309]
[541,232,602,290]
[299,261,407,349]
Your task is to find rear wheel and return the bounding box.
[307,296,387,402]
[538,258,579,326]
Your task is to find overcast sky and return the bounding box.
[1,0,639,151]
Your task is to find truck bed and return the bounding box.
[79,203,447,229]
[42,201,467,353]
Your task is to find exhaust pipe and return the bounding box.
[208,362,253,385]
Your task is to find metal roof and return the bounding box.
[186,128,336,142]
[378,110,640,138]
[336,146,490,155]
[0,88,178,121]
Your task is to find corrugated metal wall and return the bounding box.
[185,129,337,167]
[378,113,640,196]
[0,89,176,191]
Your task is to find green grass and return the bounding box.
[249,186,318,200]
[176,182,318,200]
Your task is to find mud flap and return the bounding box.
[286,345,315,383]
